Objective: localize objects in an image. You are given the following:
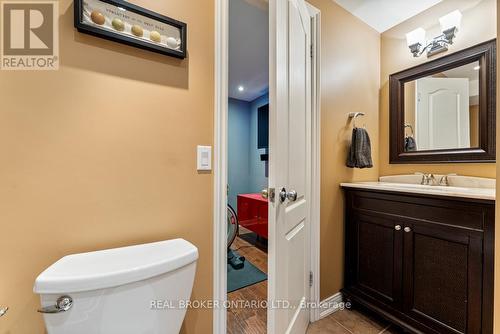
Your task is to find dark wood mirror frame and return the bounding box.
[390,39,496,164]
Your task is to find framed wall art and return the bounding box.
[74,0,187,58]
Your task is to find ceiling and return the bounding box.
[229,0,269,101]
[333,0,443,32]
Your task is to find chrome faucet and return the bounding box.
[420,173,455,186]
[421,173,438,186]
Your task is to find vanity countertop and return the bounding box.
[340,182,495,201]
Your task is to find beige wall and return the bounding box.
[307,0,381,300]
[0,0,213,333]
[404,81,416,136]
[380,0,496,178]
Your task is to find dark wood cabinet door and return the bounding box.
[402,220,483,334]
[346,212,403,309]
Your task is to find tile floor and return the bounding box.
[307,309,404,334]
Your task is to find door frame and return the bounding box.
[213,1,321,333]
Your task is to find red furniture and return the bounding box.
[237,193,268,239]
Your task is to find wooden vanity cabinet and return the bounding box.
[342,188,494,334]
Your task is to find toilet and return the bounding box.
[33,238,198,334]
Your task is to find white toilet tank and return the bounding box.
[33,239,198,334]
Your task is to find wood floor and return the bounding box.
[227,232,403,334]
[227,234,268,334]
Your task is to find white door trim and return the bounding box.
[213,0,228,333]
[213,1,321,332]
[307,2,322,323]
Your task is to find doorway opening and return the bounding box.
[214,1,322,333]
[226,0,270,332]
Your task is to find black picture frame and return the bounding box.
[257,104,269,149]
[74,0,187,59]
[389,39,496,164]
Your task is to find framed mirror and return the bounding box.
[390,39,496,163]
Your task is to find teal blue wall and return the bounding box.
[228,93,269,211]
[228,98,251,210]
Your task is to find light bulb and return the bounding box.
[439,10,462,32]
[406,28,426,47]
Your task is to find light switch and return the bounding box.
[197,145,212,171]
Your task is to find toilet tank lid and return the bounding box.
[33,238,198,294]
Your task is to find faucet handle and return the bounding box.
[439,174,452,186]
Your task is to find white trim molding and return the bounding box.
[213,0,229,333]
[307,1,322,323]
[319,292,344,319]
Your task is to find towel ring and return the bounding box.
[404,123,414,136]
[349,112,365,128]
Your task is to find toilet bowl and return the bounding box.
[33,239,198,334]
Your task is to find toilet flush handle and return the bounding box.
[38,296,73,314]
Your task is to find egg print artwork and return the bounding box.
[90,10,105,25]
[111,18,125,32]
[150,31,161,43]
[166,37,180,49]
[131,25,144,37]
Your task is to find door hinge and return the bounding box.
[309,271,313,287]
[310,44,313,58]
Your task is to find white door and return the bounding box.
[268,0,311,333]
[416,78,470,150]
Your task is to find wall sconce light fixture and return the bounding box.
[406,10,462,58]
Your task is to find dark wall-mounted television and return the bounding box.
[257,104,269,149]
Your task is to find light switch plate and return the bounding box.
[197,145,212,171]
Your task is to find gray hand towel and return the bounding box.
[405,136,417,151]
[346,128,373,169]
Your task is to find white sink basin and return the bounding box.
[379,174,495,189]
[341,174,495,201]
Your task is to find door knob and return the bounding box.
[279,188,298,203]
[404,227,412,233]
[261,188,275,202]
[395,225,402,231]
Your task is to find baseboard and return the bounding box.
[319,292,344,319]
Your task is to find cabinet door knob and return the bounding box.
[395,225,402,231]
[404,227,412,233]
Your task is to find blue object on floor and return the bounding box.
[227,250,267,293]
